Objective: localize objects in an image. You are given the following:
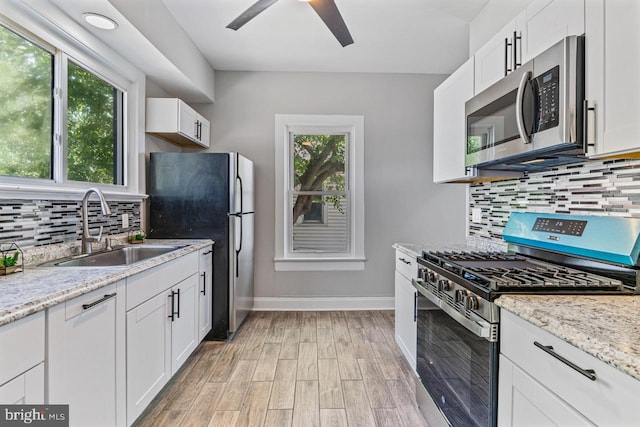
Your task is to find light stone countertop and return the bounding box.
[497,295,640,383]
[0,239,213,327]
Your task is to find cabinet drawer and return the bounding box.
[395,250,416,280]
[127,252,198,310]
[0,311,44,386]
[64,282,118,320]
[501,310,640,426]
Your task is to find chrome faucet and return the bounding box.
[81,188,112,254]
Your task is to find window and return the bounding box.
[0,14,136,195]
[0,22,53,179]
[275,115,365,271]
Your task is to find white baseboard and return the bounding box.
[252,296,394,311]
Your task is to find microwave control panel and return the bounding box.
[534,65,560,133]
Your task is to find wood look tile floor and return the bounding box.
[133,311,429,427]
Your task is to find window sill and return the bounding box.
[274,257,366,272]
[0,184,147,202]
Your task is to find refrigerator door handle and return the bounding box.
[235,215,243,278]
[237,175,243,213]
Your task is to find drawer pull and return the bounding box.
[202,250,213,255]
[398,257,411,265]
[534,341,596,381]
[82,293,117,311]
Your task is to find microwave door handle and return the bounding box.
[516,71,532,144]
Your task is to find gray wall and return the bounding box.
[193,71,467,300]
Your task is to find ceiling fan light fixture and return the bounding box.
[83,13,118,30]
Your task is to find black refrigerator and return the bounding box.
[148,152,254,339]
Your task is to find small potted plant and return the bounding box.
[128,230,146,244]
[0,244,23,275]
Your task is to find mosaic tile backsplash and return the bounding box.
[0,199,142,248]
[469,158,640,242]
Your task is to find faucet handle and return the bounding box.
[96,226,104,242]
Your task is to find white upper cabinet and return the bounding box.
[433,57,475,183]
[474,12,527,94]
[146,98,210,148]
[585,0,640,157]
[474,0,584,95]
[523,0,584,62]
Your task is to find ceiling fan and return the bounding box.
[226,0,354,47]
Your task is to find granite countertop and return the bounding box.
[497,295,640,382]
[0,239,213,327]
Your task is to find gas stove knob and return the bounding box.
[454,289,465,303]
[437,279,450,291]
[464,295,479,311]
[427,271,436,282]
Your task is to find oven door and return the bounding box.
[413,281,498,427]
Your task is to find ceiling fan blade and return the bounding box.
[227,0,280,31]
[308,0,354,47]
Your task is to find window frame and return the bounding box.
[0,7,144,201]
[275,114,365,271]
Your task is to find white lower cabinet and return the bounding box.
[126,291,171,424]
[499,309,640,426]
[499,356,594,426]
[170,274,199,375]
[198,246,213,340]
[0,363,44,404]
[125,251,200,425]
[394,249,417,370]
[48,282,125,427]
[0,311,45,404]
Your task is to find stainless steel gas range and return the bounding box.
[412,212,640,427]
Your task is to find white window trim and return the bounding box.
[275,114,365,271]
[0,3,145,201]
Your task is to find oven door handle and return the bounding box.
[412,279,497,342]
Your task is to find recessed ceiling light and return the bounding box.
[83,13,118,30]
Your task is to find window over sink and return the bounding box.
[275,114,365,271]
[0,9,143,198]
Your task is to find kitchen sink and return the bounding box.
[45,244,185,267]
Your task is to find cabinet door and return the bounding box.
[433,57,475,183]
[198,247,213,341]
[586,0,640,157]
[198,117,211,148]
[394,271,417,370]
[48,283,123,427]
[0,363,44,404]
[171,274,199,375]
[523,0,584,61]
[474,19,520,94]
[177,100,197,140]
[498,355,594,427]
[126,292,171,425]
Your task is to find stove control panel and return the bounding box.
[532,217,587,236]
[503,212,640,266]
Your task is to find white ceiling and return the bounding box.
[161,0,490,74]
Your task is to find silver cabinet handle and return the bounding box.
[583,99,597,152]
[201,272,206,295]
[513,31,522,70]
[504,37,513,76]
[534,341,596,381]
[82,293,116,311]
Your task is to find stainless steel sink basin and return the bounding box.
[47,245,185,267]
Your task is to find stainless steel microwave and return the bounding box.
[465,35,585,171]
